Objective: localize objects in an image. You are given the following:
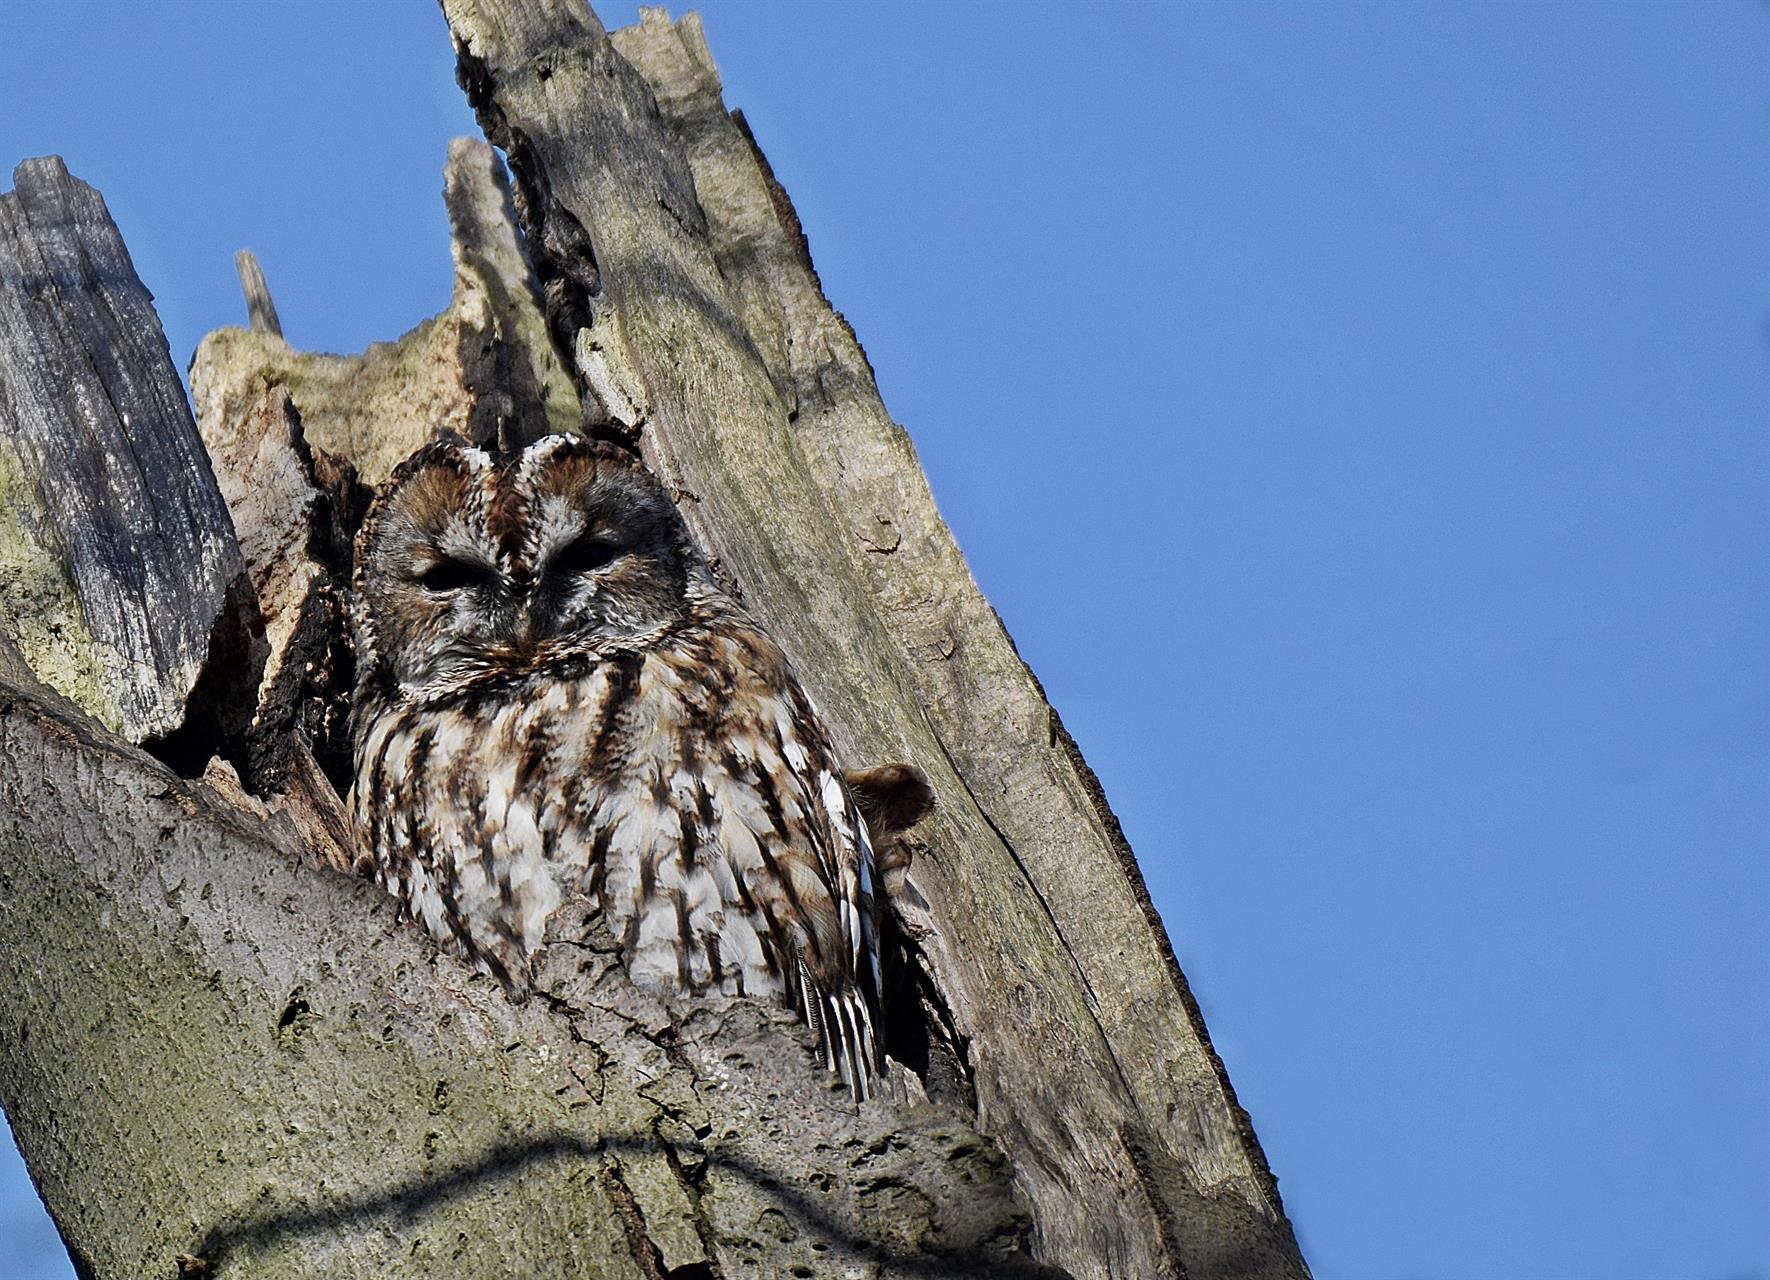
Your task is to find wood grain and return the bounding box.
[0,157,261,751]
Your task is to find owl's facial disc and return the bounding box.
[356,435,699,693]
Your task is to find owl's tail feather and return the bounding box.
[830,987,881,1102]
[797,958,823,1043]
[797,959,880,1102]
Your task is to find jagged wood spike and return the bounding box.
[0,156,263,756]
[192,137,580,488]
[234,249,283,337]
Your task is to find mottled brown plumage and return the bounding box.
[348,434,922,1097]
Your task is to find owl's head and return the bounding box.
[352,434,702,696]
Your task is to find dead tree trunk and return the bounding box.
[0,7,1309,1279]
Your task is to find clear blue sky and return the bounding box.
[2,4,1764,1278]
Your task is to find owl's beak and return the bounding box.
[491,597,541,657]
[514,603,549,653]
[495,578,562,658]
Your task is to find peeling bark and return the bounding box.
[198,384,363,867]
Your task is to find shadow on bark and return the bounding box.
[186,1132,1068,1280]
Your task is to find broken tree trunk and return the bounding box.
[0,157,263,758]
[440,6,1308,1278]
[0,7,1309,1279]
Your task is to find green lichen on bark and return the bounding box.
[0,437,118,732]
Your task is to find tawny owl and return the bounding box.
[348,433,922,1098]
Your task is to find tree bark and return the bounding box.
[0,7,1309,1279]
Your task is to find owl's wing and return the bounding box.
[777,695,885,1100]
[697,674,884,1100]
[585,632,883,1098]
[764,701,881,1104]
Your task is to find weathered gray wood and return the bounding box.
[441,6,1308,1276]
[0,157,262,749]
[234,249,283,336]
